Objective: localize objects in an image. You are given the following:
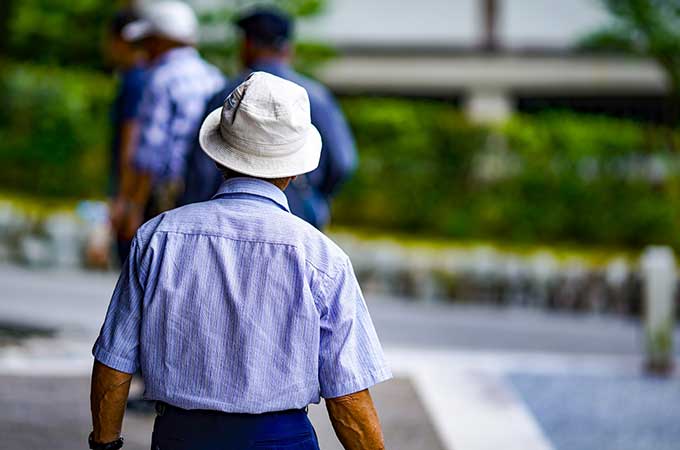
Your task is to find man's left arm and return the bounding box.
[90,234,147,446]
[90,361,133,445]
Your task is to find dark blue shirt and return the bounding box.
[181,60,357,229]
[110,65,147,196]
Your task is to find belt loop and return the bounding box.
[155,402,166,416]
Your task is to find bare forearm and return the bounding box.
[325,389,385,450]
[118,171,152,240]
[90,360,133,443]
[119,120,139,167]
[129,172,152,207]
[118,120,140,200]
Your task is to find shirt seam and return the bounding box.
[314,260,342,316]
[132,234,149,282]
[153,229,341,280]
[306,261,331,314]
[304,258,337,280]
[151,229,299,248]
[212,192,289,212]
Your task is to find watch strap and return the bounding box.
[88,432,124,450]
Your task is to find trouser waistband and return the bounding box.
[151,401,319,450]
[155,401,308,418]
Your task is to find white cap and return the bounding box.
[123,1,198,45]
[198,72,322,178]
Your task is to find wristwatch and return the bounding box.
[88,432,124,450]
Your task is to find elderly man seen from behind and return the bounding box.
[89,72,391,450]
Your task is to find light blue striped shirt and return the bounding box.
[93,178,391,413]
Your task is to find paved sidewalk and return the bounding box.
[0,374,442,450]
[2,264,680,450]
[510,373,680,450]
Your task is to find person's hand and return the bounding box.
[120,204,144,240]
[109,197,127,232]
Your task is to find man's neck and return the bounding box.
[248,55,289,70]
[150,44,190,64]
[118,56,145,71]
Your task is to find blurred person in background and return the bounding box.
[181,7,357,230]
[109,0,224,414]
[113,0,225,242]
[105,9,148,265]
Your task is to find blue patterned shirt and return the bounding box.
[93,178,391,413]
[134,47,224,181]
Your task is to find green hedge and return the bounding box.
[496,114,680,248]
[334,98,680,249]
[334,98,487,235]
[0,62,113,198]
[6,0,117,69]
[2,63,679,249]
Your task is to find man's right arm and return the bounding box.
[326,389,385,450]
[318,256,392,449]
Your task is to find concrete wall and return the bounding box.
[316,54,669,122]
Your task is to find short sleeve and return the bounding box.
[133,76,171,177]
[92,236,146,373]
[318,258,392,398]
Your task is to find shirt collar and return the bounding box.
[249,58,291,76]
[154,46,199,66]
[211,177,290,212]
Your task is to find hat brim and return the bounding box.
[198,107,322,178]
[121,20,154,42]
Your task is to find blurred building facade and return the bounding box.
[185,0,670,123]
[298,0,668,123]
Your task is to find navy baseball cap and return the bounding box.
[110,9,139,36]
[235,8,293,47]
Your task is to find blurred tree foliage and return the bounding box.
[0,0,117,198]
[0,64,112,198]
[581,0,680,119]
[198,0,334,77]
[3,0,117,68]
[333,98,680,249]
[0,0,332,197]
[333,99,487,236]
[2,0,679,250]
[2,74,680,249]
[2,0,331,72]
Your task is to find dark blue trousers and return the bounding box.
[150,402,320,450]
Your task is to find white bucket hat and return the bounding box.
[122,1,198,45]
[198,72,322,178]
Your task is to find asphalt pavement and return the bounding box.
[1,263,679,450]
